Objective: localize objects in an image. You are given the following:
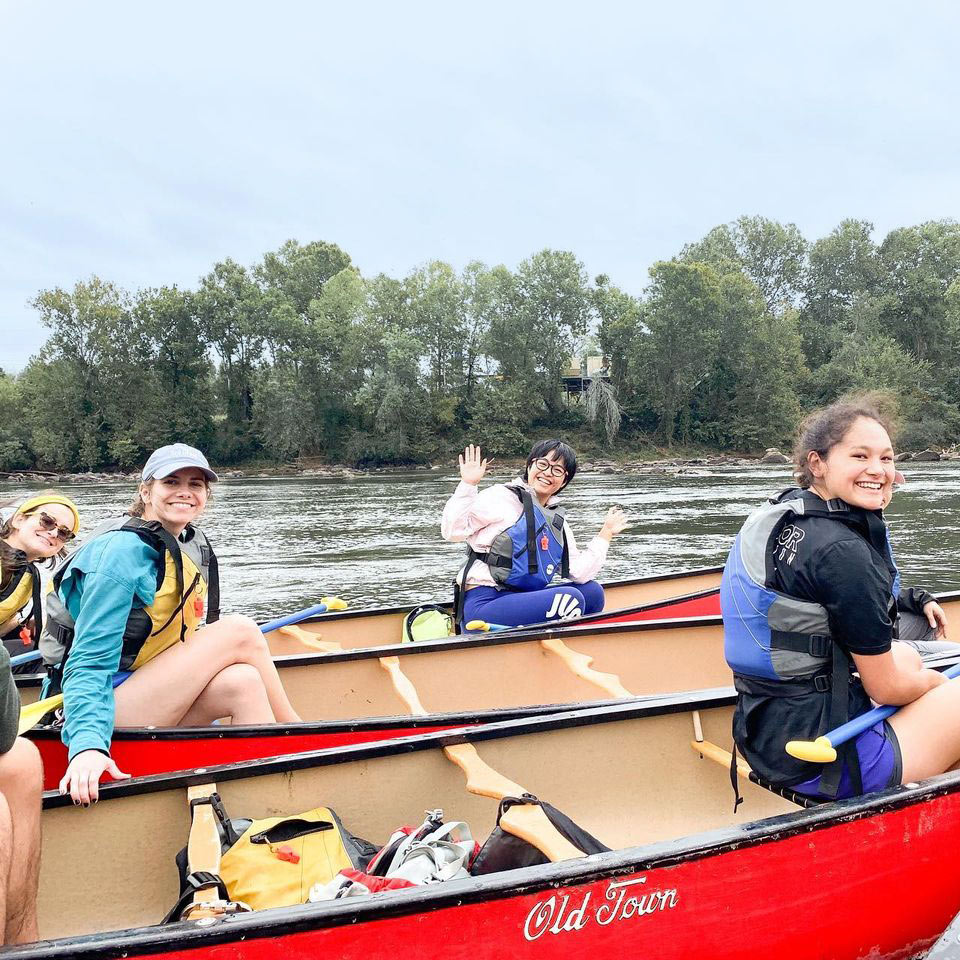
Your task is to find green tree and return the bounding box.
[21,278,133,469]
[640,261,723,445]
[0,371,31,471]
[255,239,352,317]
[877,220,960,367]
[488,250,590,414]
[195,259,267,457]
[682,216,807,314]
[594,274,643,393]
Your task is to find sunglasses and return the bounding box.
[34,511,76,543]
[532,458,568,479]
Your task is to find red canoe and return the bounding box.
[27,686,960,959]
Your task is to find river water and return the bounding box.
[3,463,959,619]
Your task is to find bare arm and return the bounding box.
[853,644,947,706]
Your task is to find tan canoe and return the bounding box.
[263,565,724,655]
[26,591,960,789]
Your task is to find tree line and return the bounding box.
[2,217,960,473]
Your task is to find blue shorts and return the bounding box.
[792,720,902,800]
[462,581,605,629]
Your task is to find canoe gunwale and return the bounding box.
[21,725,960,959]
[25,695,660,743]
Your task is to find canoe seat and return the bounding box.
[690,740,823,809]
[747,771,822,809]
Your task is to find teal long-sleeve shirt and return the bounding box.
[57,532,159,759]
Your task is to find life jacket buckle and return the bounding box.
[808,635,830,658]
[813,674,830,693]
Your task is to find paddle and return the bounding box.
[466,621,633,699]
[378,655,584,862]
[465,620,513,632]
[16,597,349,736]
[10,650,41,668]
[785,661,960,763]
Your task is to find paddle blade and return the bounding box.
[464,620,491,632]
[319,596,348,612]
[785,736,837,764]
[18,694,64,736]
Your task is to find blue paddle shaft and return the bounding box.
[827,661,960,748]
[10,650,42,667]
[8,605,330,669]
[258,603,330,634]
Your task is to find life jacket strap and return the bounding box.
[206,548,221,623]
[733,673,832,696]
[770,631,832,659]
[818,644,862,798]
[520,491,538,575]
[729,742,744,814]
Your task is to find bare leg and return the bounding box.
[0,739,42,944]
[0,794,10,946]
[888,677,960,782]
[177,664,274,726]
[114,615,301,727]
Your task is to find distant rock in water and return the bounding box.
[911,449,942,462]
[761,448,791,464]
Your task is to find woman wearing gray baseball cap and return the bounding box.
[42,443,302,804]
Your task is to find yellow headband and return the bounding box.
[15,494,81,533]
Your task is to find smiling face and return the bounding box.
[140,468,209,534]
[525,451,568,503]
[807,416,896,511]
[6,502,77,560]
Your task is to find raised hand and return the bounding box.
[458,444,489,486]
[599,506,630,542]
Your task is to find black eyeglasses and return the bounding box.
[532,458,567,479]
[34,511,75,543]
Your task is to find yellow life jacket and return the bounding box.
[219,807,361,910]
[129,541,208,669]
[41,517,220,687]
[0,555,41,647]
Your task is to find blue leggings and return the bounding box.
[463,581,605,629]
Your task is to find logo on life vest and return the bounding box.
[523,877,679,941]
[775,524,805,565]
[545,592,582,621]
[540,534,550,551]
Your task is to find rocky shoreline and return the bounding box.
[3,445,958,485]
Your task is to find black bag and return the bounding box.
[470,795,609,875]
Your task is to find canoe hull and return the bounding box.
[138,789,960,960]
[24,687,960,960]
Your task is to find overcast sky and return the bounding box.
[1,1,958,371]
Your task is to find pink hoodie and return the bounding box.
[441,478,609,589]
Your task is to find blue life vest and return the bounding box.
[721,488,898,798]
[454,485,570,624]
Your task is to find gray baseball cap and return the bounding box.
[142,443,219,482]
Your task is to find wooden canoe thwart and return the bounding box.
[24,591,960,789]
[25,688,960,959]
